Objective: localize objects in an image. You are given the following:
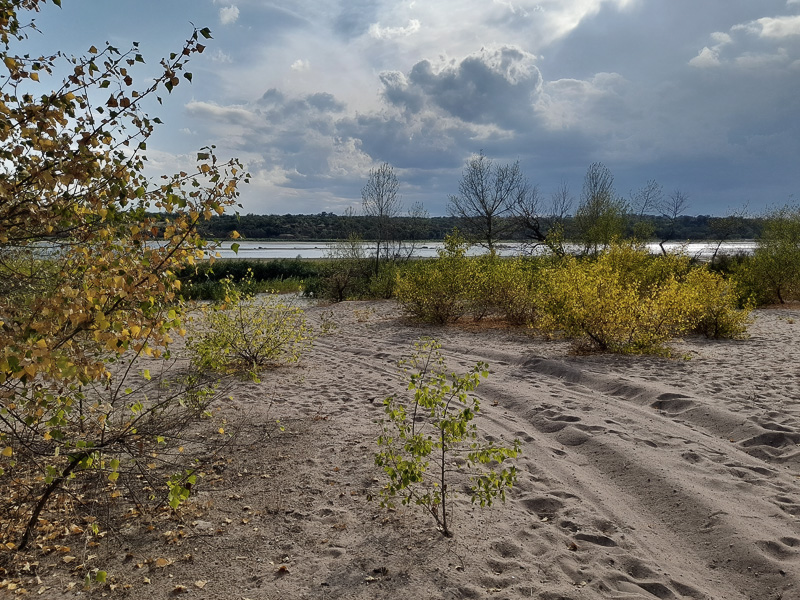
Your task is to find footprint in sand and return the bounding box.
[574,532,617,547]
[521,496,565,519]
[756,537,800,561]
[489,539,523,558]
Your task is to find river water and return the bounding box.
[208,240,757,260]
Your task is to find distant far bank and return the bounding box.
[194,212,762,243]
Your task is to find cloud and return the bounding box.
[368,19,421,39]
[689,46,723,68]
[291,59,311,71]
[381,46,542,130]
[210,49,233,64]
[691,10,800,68]
[219,5,240,25]
[749,15,800,38]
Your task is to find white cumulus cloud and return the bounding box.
[751,15,800,38]
[368,19,421,39]
[291,59,311,71]
[219,5,240,25]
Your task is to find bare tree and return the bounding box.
[362,162,401,274]
[514,180,571,256]
[628,179,663,241]
[448,152,528,253]
[550,179,574,223]
[657,189,690,254]
[390,201,429,260]
[574,162,629,255]
[631,179,664,216]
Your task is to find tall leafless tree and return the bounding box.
[448,151,528,253]
[629,179,663,241]
[362,162,401,274]
[657,189,690,254]
[514,180,572,256]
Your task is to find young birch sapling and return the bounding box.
[375,338,520,536]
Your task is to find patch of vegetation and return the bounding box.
[375,338,520,536]
[186,278,314,382]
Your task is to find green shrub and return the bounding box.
[535,244,750,352]
[180,258,319,300]
[187,281,313,381]
[394,231,474,323]
[733,205,800,305]
[375,338,520,537]
[485,257,541,325]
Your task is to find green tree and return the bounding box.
[745,205,800,304]
[574,162,628,254]
[376,339,520,536]
[0,1,246,551]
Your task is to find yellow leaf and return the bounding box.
[1,446,12,457]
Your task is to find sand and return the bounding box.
[13,300,800,599]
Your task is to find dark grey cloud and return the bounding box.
[380,46,542,130]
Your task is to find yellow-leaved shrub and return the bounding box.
[535,244,750,353]
[682,268,751,339]
[535,253,693,353]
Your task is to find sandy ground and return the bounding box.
[9,300,800,599]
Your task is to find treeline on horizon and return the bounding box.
[195,212,763,242]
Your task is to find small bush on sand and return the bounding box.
[187,278,313,381]
[394,231,474,324]
[682,268,752,339]
[536,244,750,353]
[375,338,520,536]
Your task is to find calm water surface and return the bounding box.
[207,240,757,260]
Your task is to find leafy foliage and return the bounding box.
[535,243,749,353]
[735,205,800,305]
[0,1,246,553]
[682,268,751,339]
[394,231,474,323]
[375,339,520,536]
[574,162,629,255]
[187,278,313,381]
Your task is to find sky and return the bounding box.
[26,0,800,216]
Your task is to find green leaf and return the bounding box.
[231,243,240,254]
[143,369,151,381]
[184,72,192,83]
[200,27,213,39]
